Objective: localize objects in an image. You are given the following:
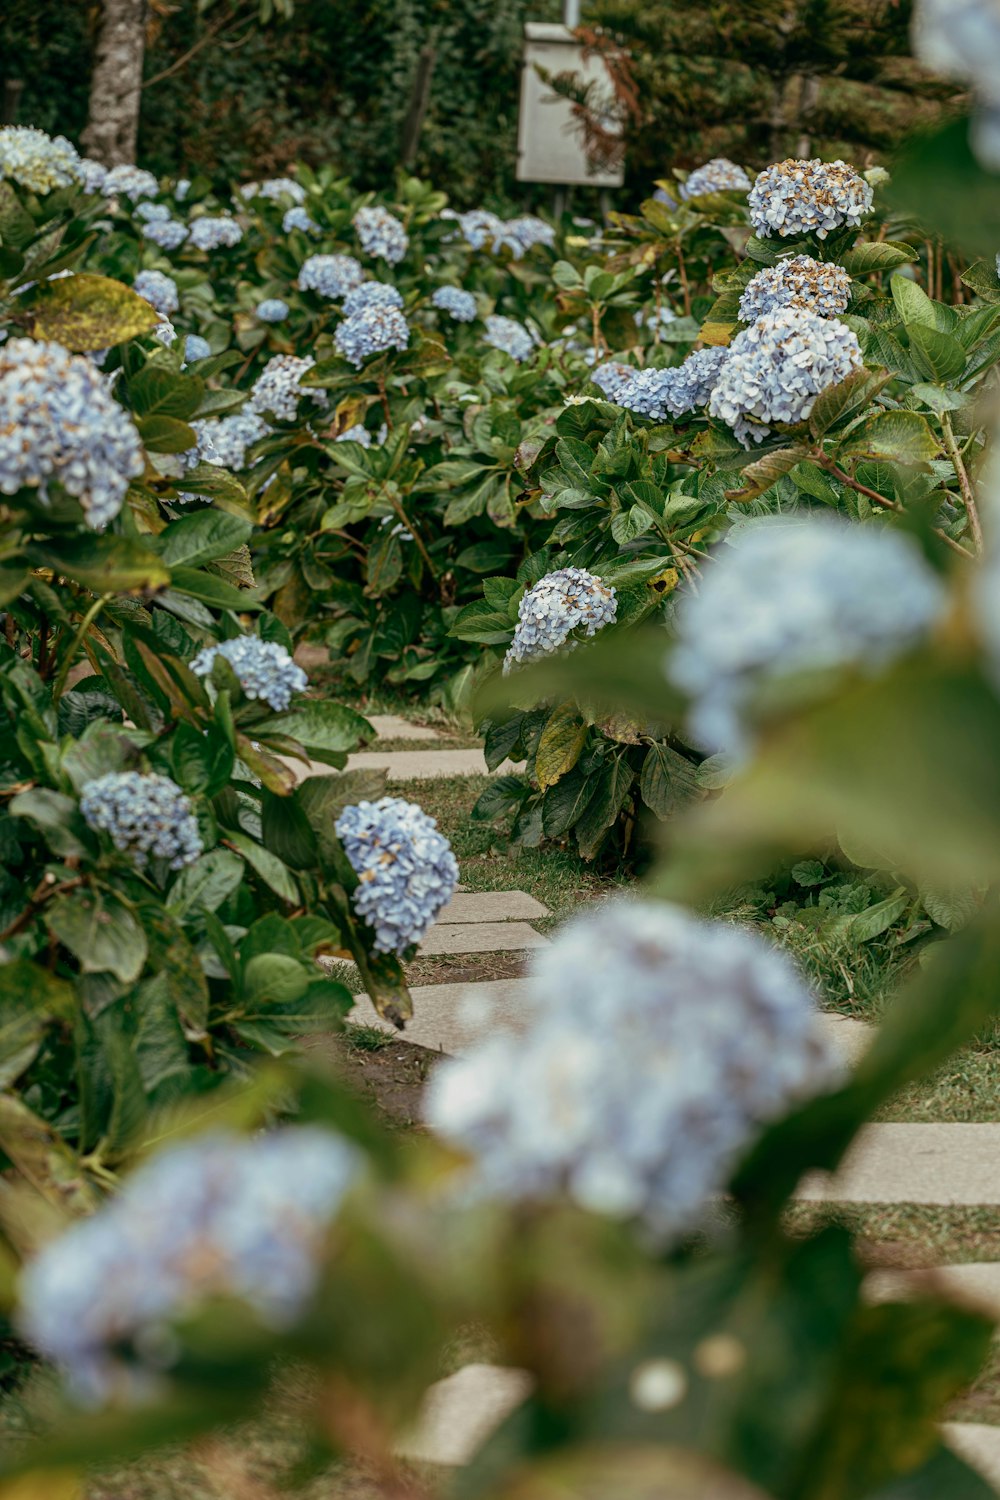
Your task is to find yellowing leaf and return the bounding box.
[0,1472,83,1500]
[22,273,161,352]
[535,702,589,791]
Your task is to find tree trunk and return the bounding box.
[81,0,146,166]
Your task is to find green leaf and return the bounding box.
[725,448,806,502]
[138,415,198,454]
[225,829,300,904]
[167,849,244,917]
[9,787,90,858]
[840,241,919,274]
[575,758,634,859]
[808,368,892,438]
[46,888,148,983]
[890,115,1000,258]
[0,961,74,1089]
[638,742,703,820]
[0,1094,100,1223]
[264,702,373,762]
[366,528,404,596]
[169,566,259,609]
[890,274,939,330]
[534,703,588,791]
[170,720,234,796]
[27,537,170,594]
[906,323,966,384]
[128,364,204,420]
[21,272,160,351]
[157,511,253,568]
[849,887,910,943]
[842,411,939,465]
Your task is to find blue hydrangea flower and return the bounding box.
[191,411,270,471]
[680,157,751,198]
[142,218,188,250]
[708,305,863,445]
[353,205,408,265]
[634,304,677,330]
[738,254,852,321]
[0,338,144,530]
[184,334,212,363]
[453,209,505,249]
[336,797,459,955]
[504,567,617,673]
[669,514,948,757]
[18,1127,360,1403]
[336,424,373,447]
[425,899,836,1230]
[174,178,191,200]
[432,286,477,322]
[135,202,170,222]
[246,176,305,204]
[133,269,179,317]
[590,360,637,401]
[341,281,404,318]
[0,126,82,193]
[80,771,203,870]
[299,253,365,299]
[78,157,109,195]
[503,214,556,254]
[611,346,729,421]
[189,215,243,250]
[152,320,177,346]
[103,164,159,201]
[334,305,410,367]
[749,158,873,240]
[249,354,326,422]
[256,298,290,323]
[483,314,535,362]
[190,634,307,710]
[283,205,322,236]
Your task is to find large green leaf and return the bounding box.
[20,272,160,351]
[167,849,244,917]
[46,888,148,983]
[264,702,373,761]
[225,830,300,904]
[0,961,74,1089]
[27,537,170,594]
[841,411,939,465]
[157,511,253,569]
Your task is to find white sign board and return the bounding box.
[516,22,624,187]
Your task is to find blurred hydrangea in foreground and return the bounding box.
[748,158,873,240]
[191,635,307,711]
[425,900,836,1230]
[353,205,408,265]
[0,126,81,193]
[669,514,948,757]
[738,254,852,321]
[912,0,1000,168]
[336,797,459,955]
[81,771,203,871]
[708,305,862,445]
[504,567,617,673]
[18,1128,360,1403]
[0,338,144,530]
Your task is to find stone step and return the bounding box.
[365,714,441,742]
[866,1262,1000,1317]
[437,891,550,924]
[344,748,518,780]
[396,1364,1000,1491]
[798,1123,1000,1206]
[349,977,533,1051]
[418,921,550,956]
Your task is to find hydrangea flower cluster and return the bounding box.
[174,178,191,201]
[451,209,553,258]
[748,158,873,240]
[189,215,243,250]
[353,205,408,265]
[133,269,179,317]
[248,176,305,204]
[0,126,82,193]
[336,424,374,447]
[709,306,862,446]
[590,360,637,401]
[283,205,322,236]
[80,771,203,870]
[249,354,324,421]
[342,281,404,317]
[453,209,504,249]
[424,900,836,1229]
[680,157,752,198]
[634,305,676,330]
[256,297,290,323]
[190,410,269,471]
[142,218,188,250]
[432,285,477,321]
[135,202,170,222]
[503,214,557,254]
[504,567,617,673]
[738,254,852,321]
[299,253,365,299]
[912,0,1000,167]
[153,320,177,347]
[335,797,459,955]
[611,346,730,421]
[184,334,212,362]
[104,164,159,200]
[669,515,948,756]
[483,314,535,362]
[335,304,410,367]
[18,1127,360,1403]
[191,635,307,711]
[0,338,144,530]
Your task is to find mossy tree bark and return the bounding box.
[81,0,146,166]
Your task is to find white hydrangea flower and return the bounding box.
[103,164,159,201]
[188,215,242,250]
[708,305,863,446]
[748,158,873,240]
[425,899,837,1231]
[504,567,617,673]
[0,126,82,193]
[738,254,852,321]
[668,514,948,756]
[133,269,179,317]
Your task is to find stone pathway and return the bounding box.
[345,747,518,780]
